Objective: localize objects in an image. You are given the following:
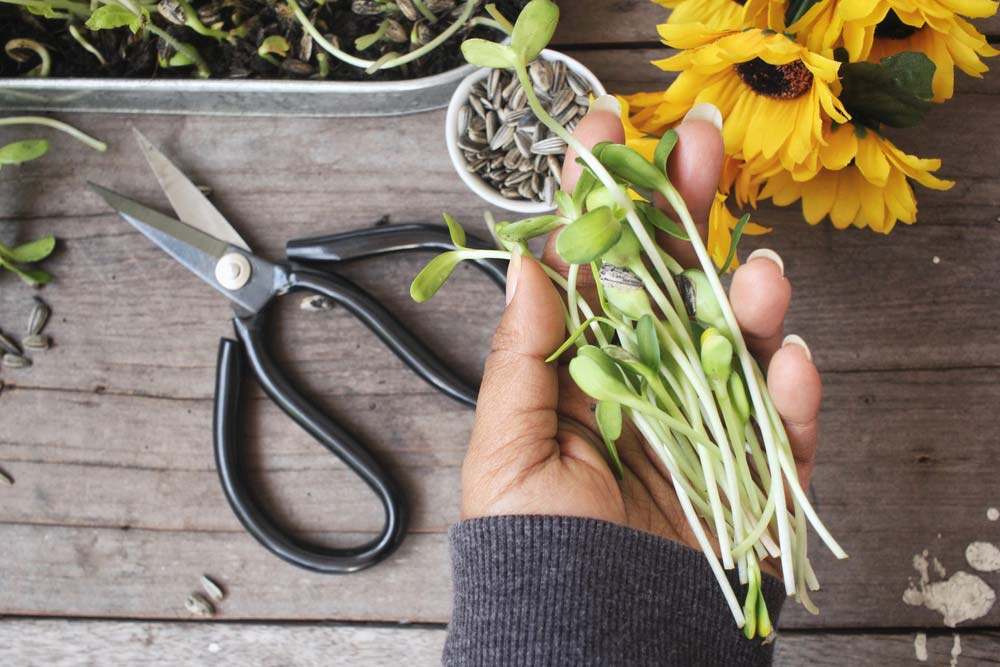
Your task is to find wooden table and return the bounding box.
[1,4,999,664]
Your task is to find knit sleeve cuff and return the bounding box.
[444,514,784,667]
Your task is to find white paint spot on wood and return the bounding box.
[913,632,928,661]
[933,557,947,578]
[903,550,996,627]
[932,256,941,264]
[965,542,1000,572]
[949,633,961,667]
[988,507,999,522]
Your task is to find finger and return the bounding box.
[560,95,625,195]
[766,336,822,488]
[729,249,791,367]
[467,248,567,470]
[650,106,724,268]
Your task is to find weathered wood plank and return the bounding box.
[2,368,999,628]
[1,621,999,667]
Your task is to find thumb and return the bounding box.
[467,247,567,470]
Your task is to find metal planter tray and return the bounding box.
[0,63,478,117]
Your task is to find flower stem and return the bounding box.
[0,116,106,152]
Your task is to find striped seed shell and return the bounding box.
[200,575,225,602]
[531,137,567,155]
[487,69,501,99]
[489,123,515,151]
[513,131,532,159]
[185,592,215,617]
[0,331,20,355]
[528,60,553,93]
[21,334,49,351]
[457,105,471,136]
[2,353,29,369]
[568,70,591,96]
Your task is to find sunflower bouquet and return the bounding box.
[624,0,998,259]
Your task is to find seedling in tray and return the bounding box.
[410,0,847,637]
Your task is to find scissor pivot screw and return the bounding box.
[215,253,252,290]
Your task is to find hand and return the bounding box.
[460,99,822,554]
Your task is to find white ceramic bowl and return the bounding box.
[445,49,607,215]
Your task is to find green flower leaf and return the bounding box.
[496,214,565,243]
[442,212,467,248]
[634,201,688,241]
[0,139,48,166]
[86,4,143,33]
[555,206,622,264]
[839,51,935,128]
[595,400,625,479]
[461,38,514,68]
[509,0,559,63]
[597,144,669,192]
[653,129,678,176]
[410,251,464,302]
[7,236,56,263]
[717,212,750,275]
[637,314,660,370]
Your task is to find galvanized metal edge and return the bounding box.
[0,62,479,117]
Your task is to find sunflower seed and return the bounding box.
[0,467,12,485]
[504,170,532,187]
[568,70,591,96]
[518,181,535,199]
[22,334,49,351]
[513,131,532,159]
[300,295,335,311]
[500,188,521,199]
[200,575,225,602]
[485,111,499,144]
[467,128,487,144]
[458,138,485,153]
[469,114,486,132]
[556,103,580,126]
[531,137,567,155]
[0,330,20,356]
[548,156,563,185]
[185,592,214,617]
[486,69,501,100]
[457,105,471,136]
[531,172,542,193]
[2,353,30,369]
[490,155,504,169]
[469,94,485,118]
[534,153,547,173]
[502,107,530,125]
[490,123,515,151]
[350,0,383,14]
[157,0,186,25]
[509,86,527,110]
[397,0,420,21]
[550,89,575,117]
[503,148,522,171]
[543,176,556,204]
[529,61,553,93]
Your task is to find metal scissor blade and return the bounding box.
[132,128,251,252]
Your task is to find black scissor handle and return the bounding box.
[214,318,407,574]
[286,222,507,288]
[288,266,481,407]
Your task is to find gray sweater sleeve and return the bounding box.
[444,515,784,667]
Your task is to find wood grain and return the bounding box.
[2,367,999,628]
[0,44,998,634]
[1,620,998,667]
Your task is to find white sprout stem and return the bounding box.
[292,0,480,72]
[631,411,745,627]
[659,181,797,594]
[538,262,610,347]
[0,116,107,152]
[566,263,582,333]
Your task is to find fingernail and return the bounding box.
[681,102,723,131]
[746,248,785,277]
[782,334,812,362]
[587,94,622,119]
[505,245,523,306]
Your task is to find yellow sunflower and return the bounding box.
[617,95,769,269]
[784,0,998,100]
[757,122,954,232]
[653,0,758,30]
[625,25,850,178]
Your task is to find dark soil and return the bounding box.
[0,0,528,80]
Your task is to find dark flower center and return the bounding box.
[875,10,919,39]
[734,58,814,100]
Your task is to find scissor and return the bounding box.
[89,130,505,574]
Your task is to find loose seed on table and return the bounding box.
[0,467,13,486]
[2,353,30,369]
[22,334,50,351]
[0,331,20,356]
[200,575,225,602]
[184,592,214,617]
